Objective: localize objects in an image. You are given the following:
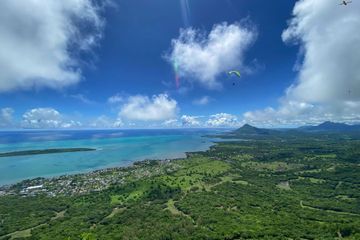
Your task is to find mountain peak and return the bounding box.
[319,121,343,126]
[300,121,360,132]
[241,124,256,129]
[234,124,273,135]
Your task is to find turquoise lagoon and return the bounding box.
[0,129,224,186]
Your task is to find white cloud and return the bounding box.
[71,94,94,104]
[243,100,360,127]
[62,120,82,129]
[167,22,256,89]
[181,115,200,127]
[243,101,316,127]
[90,115,123,129]
[113,118,124,128]
[0,108,14,128]
[0,0,104,92]
[22,108,62,129]
[243,0,360,127]
[206,113,239,127]
[162,119,180,128]
[108,93,124,104]
[120,94,178,121]
[21,108,81,129]
[282,0,360,103]
[193,96,212,106]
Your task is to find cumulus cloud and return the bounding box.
[243,100,360,127]
[167,22,256,89]
[162,119,180,128]
[90,115,123,128]
[193,96,212,106]
[21,108,81,129]
[243,101,316,127]
[206,113,239,127]
[113,118,124,128]
[71,94,94,104]
[120,94,178,121]
[283,0,360,103]
[0,108,14,128]
[243,0,360,126]
[0,0,104,92]
[181,115,200,127]
[108,93,124,104]
[61,120,83,129]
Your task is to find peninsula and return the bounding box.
[0,148,96,158]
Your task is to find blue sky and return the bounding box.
[0,0,359,129]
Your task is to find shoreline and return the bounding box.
[0,131,224,187]
[0,150,213,197]
[0,140,218,192]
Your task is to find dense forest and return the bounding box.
[0,131,359,239]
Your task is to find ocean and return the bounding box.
[0,129,224,186]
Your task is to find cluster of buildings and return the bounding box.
[0,159,181,198]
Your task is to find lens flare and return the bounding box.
[175,0,190,88]
[180,0,191,27]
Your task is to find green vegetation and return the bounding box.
[0,131,360,239]
[0,148,96,158]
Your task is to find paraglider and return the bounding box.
[339,0,352,5]
[228,70,241,86]
[228,70,241,78]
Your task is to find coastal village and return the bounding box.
[1,136,359,239]
[0,159,181,198]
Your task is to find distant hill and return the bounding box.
[299,121,360,132]
[234,124,277,135]
[232,122,360,138]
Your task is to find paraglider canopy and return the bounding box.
[228,70,241,78]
